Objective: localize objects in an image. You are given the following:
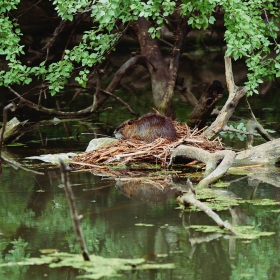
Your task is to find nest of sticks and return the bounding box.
[71,122,224,171]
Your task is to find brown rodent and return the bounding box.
[114,113,177,143]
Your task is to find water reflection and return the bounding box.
[115,178,183,203]
[1,163,280,279]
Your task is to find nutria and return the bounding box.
[114,113,177,143]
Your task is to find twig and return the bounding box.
[7,86,93,116]
[71,161,108,168]
[1,154,44,175]
[59,159,90,261]
[100,89,138,116]
[263,9,280,52]
[222,125,259,136]
[13,0,43,18]
[27,20,70,65]
[92,67,102,111]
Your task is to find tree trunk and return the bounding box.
[134,17,187,116]
[187,80,225,128]
[135,17,172,115]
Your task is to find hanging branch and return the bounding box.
[8,79,138,116]
[59,159,90,261]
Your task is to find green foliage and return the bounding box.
[3,238,29,262]
[220,121,275,141]
[0,0,279,96]
[52,0,92,21]
[181,0,217,29]
[0,16,24,60]
[220,122,247,141]
[0,0,176,95]
[181,0,280,95]
[0,0,20,13]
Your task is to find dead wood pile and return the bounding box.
[71,122,224,170]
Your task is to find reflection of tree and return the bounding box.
[0,168,36,235]
[2,162,280,279]
[115,178,182,203]
[0,238,29,278]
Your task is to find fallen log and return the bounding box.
[234,138,280,166]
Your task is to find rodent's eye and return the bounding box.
[127,121,132,125]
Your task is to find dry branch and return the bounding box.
[178,190,239,235]
[205,56,247,139]
[59,159,90,261]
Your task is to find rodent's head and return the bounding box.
[114,119,135,140]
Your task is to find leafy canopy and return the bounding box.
[0,0,279,96]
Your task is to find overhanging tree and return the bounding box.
[0,0,279,130]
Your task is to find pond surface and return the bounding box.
[1,48,280,279]
[1,159,280,279]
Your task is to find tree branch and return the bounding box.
[59,159,90,261]
[178,190,239,235]
[187,80,225,128]
[8,85,138,117]
[27,20,70,65]
[168,145,236,188]
[93,55,150,110]
[204,56,247,139]
[163,18,187,111]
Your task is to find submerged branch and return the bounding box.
[1,153,44,175]
[178,190,239,235]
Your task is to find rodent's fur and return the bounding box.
[114,113,177,143]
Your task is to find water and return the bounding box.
[1,146,280,279]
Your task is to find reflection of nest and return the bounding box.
[115,178,182,203]
[72,122,223,170]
